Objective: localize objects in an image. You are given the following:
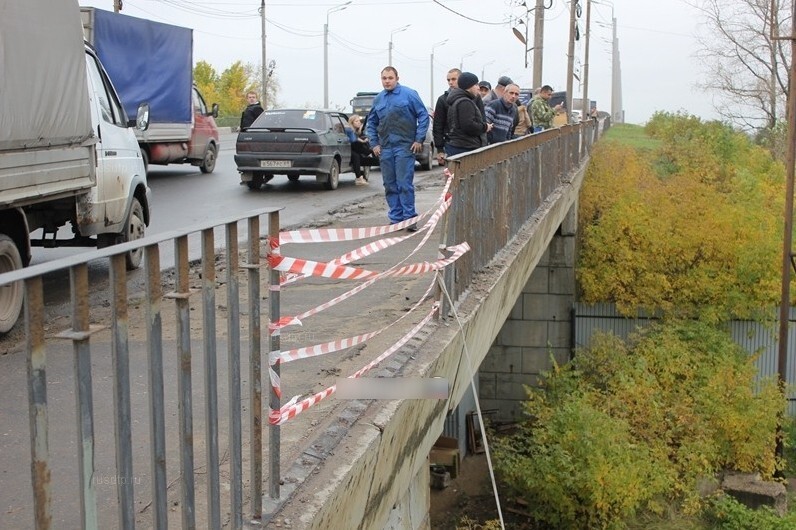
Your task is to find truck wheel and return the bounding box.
[123,198,145,270]
[323,159,340,190]
[200,144,217,173]
[0,235,24,334]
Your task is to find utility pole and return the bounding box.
[532,0,545,88]
[610,14,622,123]
[776,0,796,463]
[582,0,592,120]
[565,0,577,118]
[260,0,267,108]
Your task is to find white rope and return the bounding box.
[435,272,506,530]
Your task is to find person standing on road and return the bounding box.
[531,85,563,132]
[442,72,491,158]
[366,67,430,231]
[432,68,460,167]
[484,83,520,144]
[346,114,373,186]
[240,91,264,130]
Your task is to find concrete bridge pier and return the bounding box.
[481,201,577,422]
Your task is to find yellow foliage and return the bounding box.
[579,114,787,322]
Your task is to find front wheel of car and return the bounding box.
[324,159,340,190]
[247,173,264,190]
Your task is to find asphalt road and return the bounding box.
[31,132,395,267]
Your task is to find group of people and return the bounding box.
[237,68,564,231]
[433,69,564,164]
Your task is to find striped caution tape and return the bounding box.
[275,278,437,364]
[268,241,470,281]
[278,169,454,245]
[268,302,439,426]
[265,241,466,393]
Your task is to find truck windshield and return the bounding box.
[351,96,376,116]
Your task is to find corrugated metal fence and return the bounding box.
[574,302,796,415]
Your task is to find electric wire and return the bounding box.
[431,0,508,26]
[435,271,506,530]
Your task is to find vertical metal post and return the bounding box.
[260,0,267,107]
[202,229,222,527]
[70,263,98,529]
[248,216,263,519]
[532,0,545,88]
[26,276,51,529]
[269,211,281,499]
[565,0,577,118]
[226,222,243,529]
[777,0,796,460]
[109,254,135,530]
[581,0,592,158]
[323,22,329,108]
[144,245,168,528]
[173,235,196,528]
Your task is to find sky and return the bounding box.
[78,0,718,125]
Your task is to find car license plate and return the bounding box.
[260,160,291,168]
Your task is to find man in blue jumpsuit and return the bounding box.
[366,67,430,230]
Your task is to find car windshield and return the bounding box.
[251,110,327,130]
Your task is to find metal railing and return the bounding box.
[441,119,607,307]
[0,118,609,529]
[1,208,279,529]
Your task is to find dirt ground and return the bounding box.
[430,449,539,530]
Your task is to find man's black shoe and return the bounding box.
[406,223,418,232]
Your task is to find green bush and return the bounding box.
[493,320,784,528]
[704,495,796,530]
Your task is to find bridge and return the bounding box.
[0,120,605,529]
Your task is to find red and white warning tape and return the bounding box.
[274,278,436,364]
[268,302,439,426]
[277,169,453,245]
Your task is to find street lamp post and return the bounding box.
[324,1,351,109]
[481,60,495,83]
[460,50,475,71]
[430,39,448,105]
[593,0,621,123]
[388,24,410,66]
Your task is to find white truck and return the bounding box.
[0,0,151,333]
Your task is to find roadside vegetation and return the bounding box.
[472,113,796,529]
[193,60,280,127]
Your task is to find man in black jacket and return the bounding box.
[240,91,264,130]
[442,72,493,159]
[432,68,460,166]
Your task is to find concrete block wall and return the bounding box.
[479,204,577,422]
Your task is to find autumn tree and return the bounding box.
[578,114,785,322]
[193,60,281,123]
[689,0,791,132]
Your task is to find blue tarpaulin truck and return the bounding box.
[80,7,220,173]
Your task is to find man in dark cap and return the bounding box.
[482,75,514,104]
[440,72,492,161]
[478,81,491,99]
